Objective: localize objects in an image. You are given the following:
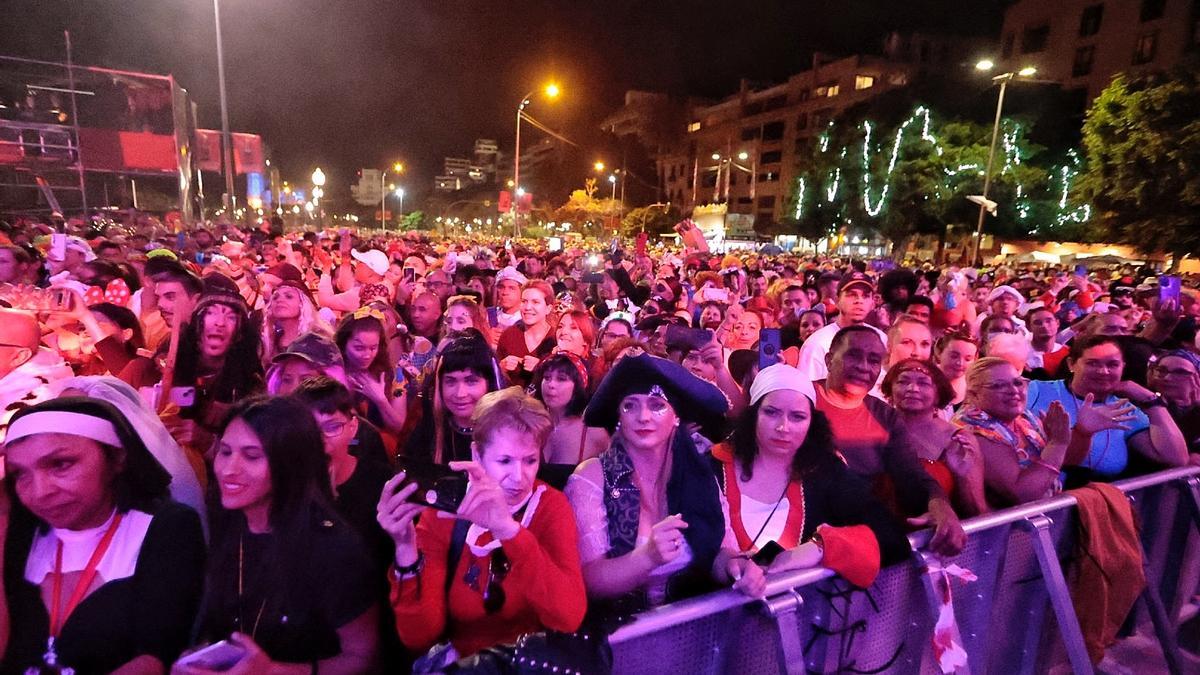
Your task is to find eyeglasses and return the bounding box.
[619,397,672,416]
[319,420,349,437]
[464,549,510,614]
[981,377,1029,392]
[1153,366,1197,378]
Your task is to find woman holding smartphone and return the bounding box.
[182,397,379,673]
[377,387,586,660]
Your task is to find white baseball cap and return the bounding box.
[350,249,389,276]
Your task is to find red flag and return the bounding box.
[517,192,533,213]
[498,190,511,213]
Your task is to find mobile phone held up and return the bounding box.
[758,328,782,371]
[175,640,247,671]
[1159,275,1181,306]
[395,458,469,513]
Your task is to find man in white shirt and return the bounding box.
[795,272,888,382]
[493,266,526,329]
[971,285,1030,338]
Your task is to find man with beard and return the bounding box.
[160,275,264,471]
[813,326,965,556]
[795,272,887,381]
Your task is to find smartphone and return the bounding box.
[548,237,563,252]
[49,287,73,312]
[1074,264,1087,278]
[758,327,782,370]
[176,640,247,671]
[395,458,469,513]
[403,267,416,284]
[665,324,713,352]
[1159,275,1181,305]
[635,232,648,257]
[751,540,785,567]
[581,271,604,285]
[176,232,187,251]
[486,306,499,328]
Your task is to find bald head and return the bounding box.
[0,308,40,379]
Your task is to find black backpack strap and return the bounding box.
[444,518,471,597]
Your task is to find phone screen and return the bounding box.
[758,328,782,370]
[486,306,499,327]
[403,267,416,284]
[1159,275,1181,305]
[395,458,469,513]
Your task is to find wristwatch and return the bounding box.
[1137,394,1166,410]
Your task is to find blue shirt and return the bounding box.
[1025,379,1150,477]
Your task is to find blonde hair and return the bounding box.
[964,356,1017,404]
[261,287,332,363]
[471,386,553,452]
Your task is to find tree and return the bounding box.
[1079,64,1200,265]
[781,105,1050,257]
[554,189,622,235]
[620,204,680,238]
[400,211,428,231]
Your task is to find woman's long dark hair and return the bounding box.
[335,313,394,386]
[728,398,840,481]
[174,301,264,403]
[530,353,588,417]
[204,397,344,628]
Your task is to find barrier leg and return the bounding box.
[1018,514,1095,675]
[1140,581,1188,675]
[916,550,972,675]
[1184,477,1200,529]
[764,589,806,675]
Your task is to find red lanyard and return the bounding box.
[48,512,124,638]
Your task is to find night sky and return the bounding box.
[3,0,1006,204]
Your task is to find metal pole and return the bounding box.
[64,31,88,217]
[380,170,386,231]
[512,95,528,239]
[213,0,236,215]
[971,75,1009,266]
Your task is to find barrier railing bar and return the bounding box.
[763,589,806,675]
[1019,514,1095,675]
[609,466,1200,646]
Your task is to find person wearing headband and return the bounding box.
[881,359,988,517]
[2,397,204,673]
[565,353,765,611]
[335,309,408,436]
[531,353,609,468]
[709,364,909,586]
[1147,349,1200,459]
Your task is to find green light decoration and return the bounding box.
[794,105,1091,235]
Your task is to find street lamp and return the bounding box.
[513,82,561,237]
[211,0,236,215]
[969,61,1038,265]
[311,168,326,228]
[394,187,405,218]
[380,161,404,230]
[593,161,605,172]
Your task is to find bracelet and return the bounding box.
[1029,458,1061,475]
[393,551,424,580]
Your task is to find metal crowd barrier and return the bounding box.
[608,466,1200,674]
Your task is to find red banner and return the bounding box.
[498,190,511,213]
[194,129,222,172]
[77,128,176,173]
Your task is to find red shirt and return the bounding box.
[389,484,586,657]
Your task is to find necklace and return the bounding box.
[237,533,267,640]
[43,512,124,669]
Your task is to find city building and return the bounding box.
[996,0,1200,105]
[433,138,505,193]
[652,34,975,234]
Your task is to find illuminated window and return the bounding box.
[1133,32,1158,64]
[855,75,875,90]
[687,121,701,133]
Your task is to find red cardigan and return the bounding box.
[389,483,587,657]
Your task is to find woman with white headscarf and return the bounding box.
[55,375,207,531]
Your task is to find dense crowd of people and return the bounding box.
[0,213,1196,673]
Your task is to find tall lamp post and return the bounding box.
[212,0,236,215]
[512,82,560,237]
[380,162,404,231]
[970,61,1038,266]
[311,167,326,229]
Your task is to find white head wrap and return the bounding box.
[748,363,816,406]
